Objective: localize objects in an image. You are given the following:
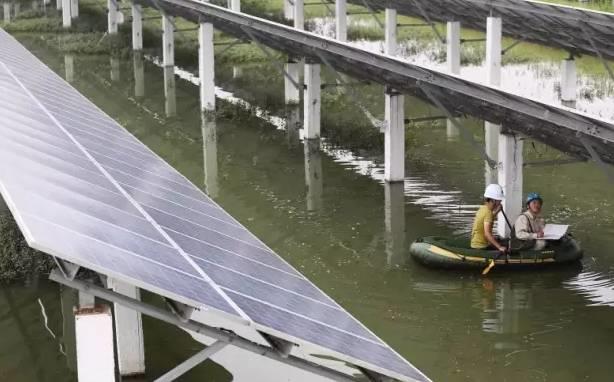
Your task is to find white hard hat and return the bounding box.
[484,184,505,200]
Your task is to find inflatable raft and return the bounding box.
[410,235,583,270]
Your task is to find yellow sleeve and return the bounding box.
[483,209,493,224]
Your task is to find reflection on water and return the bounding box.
[304,140,323,211]
[565,271,614,307]
[133,53,145,98]
[480,280,530,334]
[202,113,219,198]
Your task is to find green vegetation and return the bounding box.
[0,208,54,284]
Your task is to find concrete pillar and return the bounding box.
[107,0,117,34]
[560,58,577,102]
[56,0,61,11]
[108,279,145,377]
[31,0,39,12]
[385,182,405,267]
[64,54,74,83]
[162,14,174,67]
[385,8,397,55]
[303,63,321,140]
[199,22,215,112]
[75,302,116,382]
[485,16,502,186]
[132,3,143,51]
[70,0,77,18]
[202,114,218,198]
[336,0,347,42]
[2,3,9,24]
[497,133,523,238]
[62,0,71,28]
[384,88,405,182]
[284,60,300,104]
[13,2,18,15]
[133,53,145,98]
[486,17,502,87]
[484,122,500,185]
[110,57,120,82]
[284,0,293,20]
[227,0,240,11]
[294,0,304,30]
[164,66,177,117]
[447,21,461,75]
[304,140,323,211]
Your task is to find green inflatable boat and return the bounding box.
[410,235,583,270]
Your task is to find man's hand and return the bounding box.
[537,230,544,238]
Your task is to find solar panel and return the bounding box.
[0,29,429,382]
[353,0,614,59]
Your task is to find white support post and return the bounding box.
[108,279,145,377]
[284,60,300,104]
[497,133,523,238]
[202,114,218,198]
[560,58,577,102]
[484,122,500,184]
[384,88,405,182]
[485,16,502,186]
[384,182,405,267]
[62,0,71,28]
[133,53,144,98]
[385,8,397,55]
[131,3,143,51]
[162,14,174,67]
[3,3,9,24]
[56,0,61,11]
[304,140,323,211]
[163,66,177,117]
[70,0,78,18]
[486,17,502,87]
[447,21,461,75]
[228,0,240,11]
[335,0,347,42]
[303,63,321,140]
[284,0,293,20]
[446,120,459,141]
[294,0,304,30]
[107,0,117,34]
[13,2,18,15]
[199,22,215,112]
[75,304,116,382]
[65,55,74,83]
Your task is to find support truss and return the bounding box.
[49,271,359,382]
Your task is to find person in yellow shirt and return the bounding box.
[471,184,507,252]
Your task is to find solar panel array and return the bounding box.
[351,0,614,59]
[0,29,429,382]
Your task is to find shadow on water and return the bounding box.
[2,29,614,382]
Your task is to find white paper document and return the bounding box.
[542,224,569,240]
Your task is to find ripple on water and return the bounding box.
[565,271,614,307]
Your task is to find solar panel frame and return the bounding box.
[353,0,614,59]
[0,29,430,382]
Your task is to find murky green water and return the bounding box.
[1,33,613,382]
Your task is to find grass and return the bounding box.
[0,209,55,284]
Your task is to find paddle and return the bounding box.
[482,208,514,275]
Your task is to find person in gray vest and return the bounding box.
[514,192,546,250]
